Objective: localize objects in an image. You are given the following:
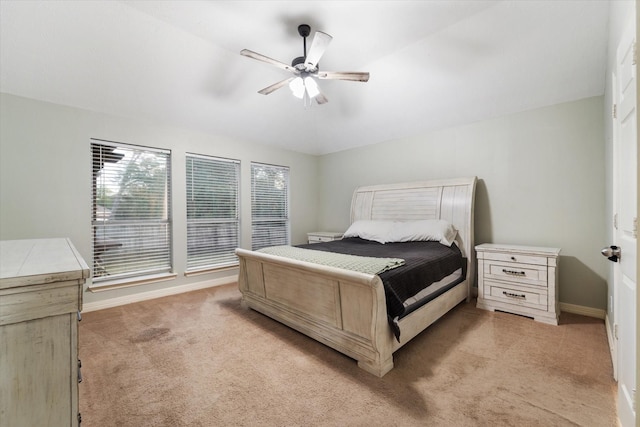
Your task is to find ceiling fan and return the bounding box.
[240,24,370,105]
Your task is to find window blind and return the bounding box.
[186,154,240,271]
[251,162,290,250]
[91,140,172,282]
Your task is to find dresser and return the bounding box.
[476,243,561,325]
[307,231,343,244]
[0,238,89,426]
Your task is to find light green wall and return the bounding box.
[318,96,607,310]
[0,93,319,305]
[0,92,610,310]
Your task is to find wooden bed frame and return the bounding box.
[235,177,477,377]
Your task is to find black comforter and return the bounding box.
[298,237,465,339]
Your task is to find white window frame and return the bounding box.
[186,153,240,273]
[251,162,290,250]
[90,139,173,288]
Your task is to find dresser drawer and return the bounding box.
[484,280,547,311]
[0,280,83,326]
[482,251,548,266]
[484,260,548,287]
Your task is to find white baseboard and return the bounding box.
[605,313,618,381]
[83,281,608,318]
[82,275,237,313]
[559,302,606,319]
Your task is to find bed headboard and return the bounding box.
[350,177,478,284]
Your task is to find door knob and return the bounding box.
[601,245,621,262]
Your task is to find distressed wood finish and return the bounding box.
[307,231,344,244]
[236,177,477,376]
[476,243,561,325]
[0,238,89,426]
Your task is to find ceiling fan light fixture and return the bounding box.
[304,76,319,98]
[289,77,305,98]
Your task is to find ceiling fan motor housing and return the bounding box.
[291,56,306,69]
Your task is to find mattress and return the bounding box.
[298,237,466,339]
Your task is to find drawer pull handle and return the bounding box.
[503,291,526,299]
[503,268,525,276]
[78,359,83,383]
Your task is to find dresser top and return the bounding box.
[0,238,89,289]
[475,243,561,257]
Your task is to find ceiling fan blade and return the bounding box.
[258,77,295,95]
[304,31,333,70]
[240,49,297,73]
[315,92,329,105]
[317,71,370,82]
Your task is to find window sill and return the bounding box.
[88,272,178,292]
[184,264,238,277]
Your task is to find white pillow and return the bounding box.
[387,219,458,246]
[343,220,395,244]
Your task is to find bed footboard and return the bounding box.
[236,248,395,377]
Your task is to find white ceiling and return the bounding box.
[0,1,610,155]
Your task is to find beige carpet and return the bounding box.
[79,284,617,426]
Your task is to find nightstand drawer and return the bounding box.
[308,235,336,243]
[307,232,343,244]
[485,280,547,311]
[482,251,548,266]
[484,261,548,287]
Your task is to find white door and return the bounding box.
[612,17,637,427]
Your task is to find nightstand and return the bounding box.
[476,243,561,325]
[307,231,343,244]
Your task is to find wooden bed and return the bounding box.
[235,177,477,377]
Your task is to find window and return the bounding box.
[186,154,240,272]
[91,140,172,283]
[251,162,290,250]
